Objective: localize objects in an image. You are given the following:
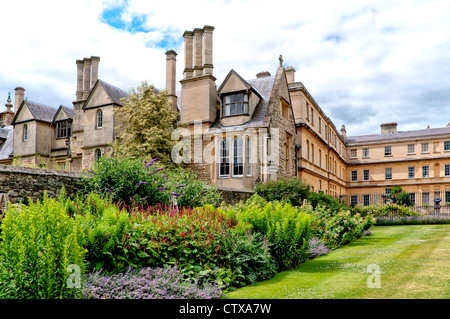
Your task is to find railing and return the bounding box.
[335,192,450,217]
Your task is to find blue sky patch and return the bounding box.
[101,4,148,33]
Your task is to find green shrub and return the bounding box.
[0,192,86,299]
[255,178,309,207]
[311,205,374,249]
[307,191,348,212]
[228,194,312,271]
[354,203,418,218]
[80,156,222,208]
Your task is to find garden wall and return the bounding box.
[0,164,83,204]
[219,187,255,205]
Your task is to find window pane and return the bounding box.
[246,138,252,176]
[236,102,242,114]
[225,95,230,104]
[230,103,235,115]
[233,137,243,176]
[230,95,235,103]
[224,104,230,116]
[220,139,229,176]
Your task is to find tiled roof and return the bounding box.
[97,79,130,104]
[61,105,73,118]
[347,126,450,144]
[25,100,58,123]
[0,125,13,159]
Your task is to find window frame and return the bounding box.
[421,143,429,153]
[385,167,392,180]
[407,144,415,154]
[408,166,415,179]
[350,149,357,158]
[363,169,370,181]
[351,170,358,182]
[23,124,28,141]
[233,137,243,177]
[219,138,230,177]
[362,148,369,158]
[444,141,450,152]
[445,164,450,177]
[422,165,429,178]
[222,92,249,117]
[96,109,103,129]
[246,137,252,177]
[56,120,71,139]
[384,146,392,156]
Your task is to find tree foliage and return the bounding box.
[113,82,178,162]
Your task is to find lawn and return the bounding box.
[225,225,450,299]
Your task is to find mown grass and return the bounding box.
[225,225,450,299]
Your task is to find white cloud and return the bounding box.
[1,0,449,137]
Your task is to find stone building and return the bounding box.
[2,25,450,204]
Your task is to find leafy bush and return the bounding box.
[74,196,274,289]
[227,194,312,271]
[82,266,223,299]
[0,192,86,299]
[255,178,309,207]
[80,156,222,208]
[307,191,348,212]
[311,205,374,249]
[353,203,418,218]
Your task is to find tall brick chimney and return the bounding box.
[166,50,178,112]
[14,86,25,112]
[180,26,217,124]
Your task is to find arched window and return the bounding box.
[219,139,229,177]
[96,110,103,129]
[23,124,28,141]
[95,149,102,161]
[246,137,252,176]
[233,137,243,177]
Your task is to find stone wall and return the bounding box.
[219,187,255,205]
[0,164,83,204]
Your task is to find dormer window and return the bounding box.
[223,92,249,117]
[56,120,71,139]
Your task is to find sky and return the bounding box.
[1,0,449,137]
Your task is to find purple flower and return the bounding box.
[157,187,170,190]
[142,196,149,200]
[176,185,184,188]
[137,182,147,185]
[171,192,182,196]
[106,189,113,193]
[89,171,96,175]
[161,174,165,178]
[201,191,207,195]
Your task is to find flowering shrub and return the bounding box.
[74,196,275,289]
[306,237,332,259]
[82,266,223,299]
[311,205,374,249]
[80,156,222,208]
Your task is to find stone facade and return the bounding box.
[0,164,82,204]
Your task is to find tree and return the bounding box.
[113,82,178,162]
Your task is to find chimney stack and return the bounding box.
[90,56,100,88]
[14,86,25,112]
[340,124,346,140]
[256,71,271,79]
[76,60,84,100]
[202,25,214,76]
[285,66,295,84]
[380,122,397,134]
[193,28,203,77]
[82,58,92,99]
[183,31,194,79]
[166,50,178,112]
